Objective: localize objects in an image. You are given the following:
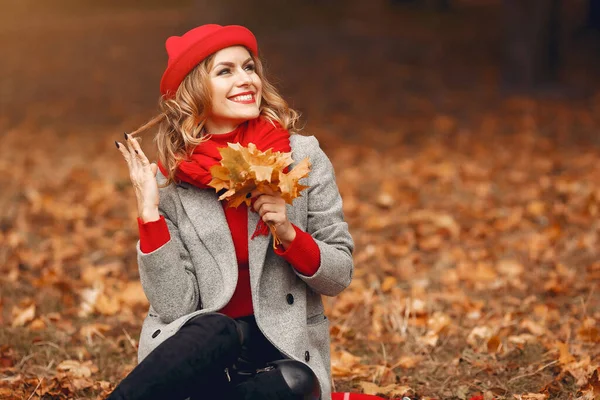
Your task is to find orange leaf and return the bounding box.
[11,303,35,327]
[556,342,575,365]
[209,142,311,207]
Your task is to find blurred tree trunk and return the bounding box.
[502,0,561,92]
[588,0,600,31]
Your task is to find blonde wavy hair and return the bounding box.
[130,47,300,188]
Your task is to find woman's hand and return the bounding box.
[252,187,296,247]
[115,133,160,222]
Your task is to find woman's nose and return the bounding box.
[236,70,253,86]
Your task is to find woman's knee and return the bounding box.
[179,313,243,356]
[269,359,321,400]
[183,313,240,338]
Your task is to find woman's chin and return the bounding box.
[237,109,260,121]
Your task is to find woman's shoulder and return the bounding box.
[290,133,317,145]
[290,134,322,158]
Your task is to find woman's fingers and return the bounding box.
[255,202,288,227]
[123,132,136,156]
[257,202,276,218]
[119,133,137,174]
[116,134,160,216]
[261,211,285,227]
[117,134,149,183]
[116,140,132,164]
[253,192,281,211]
[129,135,151,166]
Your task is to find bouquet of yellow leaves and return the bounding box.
[208,143,311,245]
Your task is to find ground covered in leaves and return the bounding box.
[1,1,600,399]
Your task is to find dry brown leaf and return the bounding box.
[331,350,363,377]
[29,318,46,331]
[473,262,498,282]
[520,319,546,336]
[56,360,98,378]
[556,342,576,365]
[487,335,502,353]
[578,318,600,343]
[507,334,537,345]
[11,303,35,327]
[118,281,148,307]
[380,276,397,293]
[79,283,102,317]
[428,311,451,335]
[391,355,421,369]
[467,326,494,348]
[496,259,524,277]
[514,394,548,400]
[418,332,440,347]
[526,200,546,216]
[359,381,412,397]
[95,293,120,316]
[580,368,600,399]
[79,323,112,342]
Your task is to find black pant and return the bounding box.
[106,313,318,400]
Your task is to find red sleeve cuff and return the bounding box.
[274,224,321,276]
[137,215,171,253]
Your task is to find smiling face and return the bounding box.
[204,46,262,134]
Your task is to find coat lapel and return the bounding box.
[247,207,271,291]
[176,183,238,293]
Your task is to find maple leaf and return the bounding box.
[208,142,311,246]
[209,142,310,206]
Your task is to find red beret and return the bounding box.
[159,24,258,98]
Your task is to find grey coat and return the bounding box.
[135,134,354,400]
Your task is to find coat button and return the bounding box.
[305,351,310,362]
[152,329,161,338]
[286,294,294,305]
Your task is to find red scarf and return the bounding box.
[157,117,291,238]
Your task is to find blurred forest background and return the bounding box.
[1,0,600,399]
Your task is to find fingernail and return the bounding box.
[124,132,128,141]
[115,141,119,149]
[246,193,252,198]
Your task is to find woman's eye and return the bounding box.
[244,64,255,72]
[217,68,230,76]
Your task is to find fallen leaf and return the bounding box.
[556,342,575,365]
[496,259,524,277]
[11,303,35,327]
[56,360,98,378]
[513,393,548,400]
[380,276,397,293]
[359,381,411,397]
[391,355,421,369]
[487,335,502,353]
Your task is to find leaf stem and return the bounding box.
[267,222,281,249]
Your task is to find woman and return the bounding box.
[111,24,354,400]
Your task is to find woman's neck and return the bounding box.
[205,120,244,135]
